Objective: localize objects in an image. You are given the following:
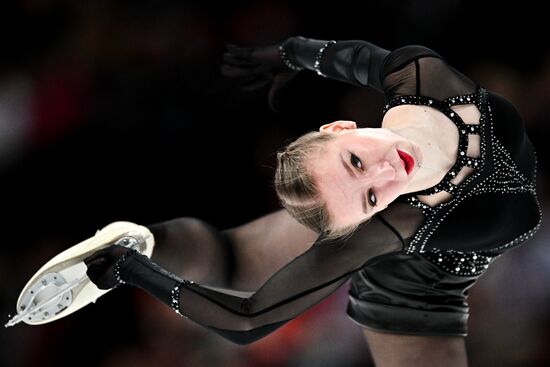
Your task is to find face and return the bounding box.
[308,120,419,230]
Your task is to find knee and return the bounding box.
[160,217,230,248]
[169,216,208,231]
[170,217,221,238]
[146,217,209,247]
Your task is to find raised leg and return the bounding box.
[363,329,469,367]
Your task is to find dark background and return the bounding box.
[1,1,549,366]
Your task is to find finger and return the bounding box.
[223,53,260,67]
[225,44,253,59]
[83,254,95,265]
[84,257,108,270]
[268,71,298,112]
[220,64,255,78]
[241,75,272,92]
[83,247,110,264]
[86,263,103,281]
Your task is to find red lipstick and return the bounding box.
[397,149,415,175]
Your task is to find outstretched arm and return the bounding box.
[85,213,404,345]
[280,36,390,91]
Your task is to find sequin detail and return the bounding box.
[313,40,336,77]
[422,249,496,276]
[279,44,303,71]
[384,87,540,260]
[170,280,193,318]
[113,249,137,286]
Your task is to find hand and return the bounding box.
[221,43,299,112]
[83,245,133,290]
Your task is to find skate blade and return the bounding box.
[5,221,154,327]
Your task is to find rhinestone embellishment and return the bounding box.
[422,249,496,276]
[313,40,336,77]
[113,249,138,286]
[279,44,303,71]
[170,280,193,318]
[384,86,540,260]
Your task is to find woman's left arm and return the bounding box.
[84,215,403,345]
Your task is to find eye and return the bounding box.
[350,153,363,170]
[368,189,377,207]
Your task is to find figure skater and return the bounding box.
[83,36,541,367]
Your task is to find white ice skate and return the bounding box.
[5,221,155,327]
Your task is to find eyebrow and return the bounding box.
[340,153,369,215]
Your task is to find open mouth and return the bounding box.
[397,149,414,175]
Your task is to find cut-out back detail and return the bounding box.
[383,89,484,201]
[383,87,538,255]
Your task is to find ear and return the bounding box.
[319,120,357,133]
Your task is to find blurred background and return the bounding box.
[1,1,549,366]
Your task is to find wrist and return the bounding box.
[312,40,336,77]
[279,40,303,71]
[281,36,336,77]
[117,250,187,313]
[113,248,138,286]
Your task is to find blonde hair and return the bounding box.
[274,131,362,241]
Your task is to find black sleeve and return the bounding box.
[119,214,408,345]
[380,45,477,100]
[281,36,391,92]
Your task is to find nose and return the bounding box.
[362,160,395,184]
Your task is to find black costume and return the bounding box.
[85,36,542,344]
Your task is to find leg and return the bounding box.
[148,217,235,287]
[347,252,481,367]
[363,329,468,367]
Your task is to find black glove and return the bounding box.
[84,243,185,308]
[221,43,299,112]
[84,245,133,290]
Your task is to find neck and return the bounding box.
[384,121,455,193]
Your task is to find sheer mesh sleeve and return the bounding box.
[381,45,477,100]
[136,211,413,345]
[168,203,424,344]
[116,203,423,345]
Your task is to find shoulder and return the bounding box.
[382,45,444,78]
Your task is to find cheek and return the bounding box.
[378,180,407,205]
[365,136,402,159]
[366,136,392,150]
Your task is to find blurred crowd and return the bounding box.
[1,1,549,367]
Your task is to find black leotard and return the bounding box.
[121,37,542,344]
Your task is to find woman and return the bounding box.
[84,36,542,366]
